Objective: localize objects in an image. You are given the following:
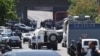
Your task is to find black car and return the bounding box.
[22,33,32,43]
[7,36,22,48]
[13,23,32,32]
[56,21,63,30]
[30,20,37,29]
[0,44,12,54]
[41,19,54,29]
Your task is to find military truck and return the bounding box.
[62,16,100,48]
[28,27,58,50]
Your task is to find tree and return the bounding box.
[68,0,98,21]
[0,0,17,25]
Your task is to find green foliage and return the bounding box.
[95,15,100,23]
[68,0,98,20]
[0,0,17,25]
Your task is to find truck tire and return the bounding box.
[47,43,51,49]
[36,44,41,49]
[32,43,35,49]
[28,40,31,48]
[49,34,57,42]
[29,44,31,48]
[52,43,58,50]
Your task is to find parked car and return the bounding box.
[2,49,60,56]
[42,19,54,29]
[30,20,37,29]
[5,20,19,27]
[56,21,63,30]
[7,36,22,48]
[0,29,4,34]
[14,23,32,32]
[22,33,33,43]
[0,44,12,54]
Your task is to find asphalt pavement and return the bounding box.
[12,42,69,56]
[10,10,69,56]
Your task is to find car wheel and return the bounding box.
[52,43,58,50]
[32,43,35,49]
[19,45,22,49]
[49,34,57,42]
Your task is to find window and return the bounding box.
[84,41,97,46]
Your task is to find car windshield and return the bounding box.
[4,29,12,33]
[84,41,97,46]
[10,36,20,40]
[2,34,11,37]
[0,29,3,33]
[20,25,26,27]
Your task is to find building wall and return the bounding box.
[15,0,70,24]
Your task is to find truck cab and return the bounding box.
[82,39,99,52]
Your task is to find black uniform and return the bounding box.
[69,44,76,56]
[77,42,82,56]
[0,44,12,54]
[91,47,99,56]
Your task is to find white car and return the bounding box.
[1,34,10,41]
[2,49,60,56]
[82,39,99,52]
[22,33,33,43]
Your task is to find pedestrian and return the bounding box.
[0,39,12,54]
[76,39,82,56]
[85,41,99,56]
[69,40,76,56]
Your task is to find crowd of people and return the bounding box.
[68,39,100,56]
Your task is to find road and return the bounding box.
[13,42,69,56]
[16,10,69,56]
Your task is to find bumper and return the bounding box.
[23,38,29,42]
[8,42,21,47]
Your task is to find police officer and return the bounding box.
[76,39,82,56]
[69,40,76,56]
[0,39,12,54]
[86,41,99,56]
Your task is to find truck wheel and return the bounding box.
[47,43,51,49]
[52,43,58,50]
[28,43,31,48]
[32,43,35,49]
[49,34,57,42]
[35,44,41,49]
[28,40,31,48]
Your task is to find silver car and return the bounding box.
[2,49,60,56]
